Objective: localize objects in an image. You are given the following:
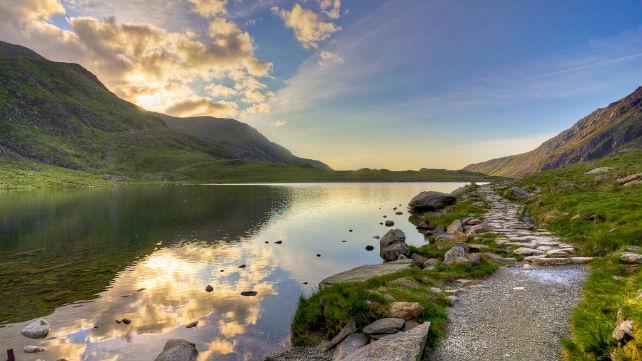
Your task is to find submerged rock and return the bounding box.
[379,229,409,262]
[21,319,50,339]
[23,345,46,353]
[154,339,198,361]
[408,191,456,213]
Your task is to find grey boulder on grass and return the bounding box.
[379,229,409,262]
[408,191,456,213]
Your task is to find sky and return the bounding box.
[1,0,641,170]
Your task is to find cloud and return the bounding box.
[272,3,340,49]
[164,97,238,117]
[0,0,274,117]
[206,84,238,98]
[187,0,227,18]
[318,50,343,66]
[271,119,288,127]
[319,0,341,19]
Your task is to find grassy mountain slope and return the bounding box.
[464,87,642,178]
[160,114,329,169]
[502,151,642,360]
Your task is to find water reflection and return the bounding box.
[0,182,466,360]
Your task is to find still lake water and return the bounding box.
[0,182,467,361]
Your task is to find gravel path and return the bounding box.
[429,186,589,361]
[429,266,587,361]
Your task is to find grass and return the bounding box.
[502,150,642,360]
[291,262,497,348]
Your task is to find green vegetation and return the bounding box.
[291,262,497,348]
[503,150,642,360]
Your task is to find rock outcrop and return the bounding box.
[408,191,456,213]
[340,322,430,361]
[319,259,413,289]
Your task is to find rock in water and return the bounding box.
[21,319,50,339]
[363,318,405,335]
[340,322,430,361]
[408,191,456,213]
[384,220,395,227]
[23,345,46,353]
[379,229,409,262]
[154,339,198,361]
[389,302,425,320]
[332,333,369,360]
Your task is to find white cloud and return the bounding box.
[271,120,288,127]
[319,0,341,19]
[205,83,238,98]
[0,0,274,118]
[186,0,227,18]
[272,3,340,49]
[165,97,238,117]
[318,50,343,66]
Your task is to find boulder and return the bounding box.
[21,319,50,339]
[320,259,413,289]
[389,302,425,320]
[379,229,409,262]
[154,339,198,361]
[340,322,430,361]
[585,167,612,175]
[422,258,441,270]
[410,253,428,267]
[408,191,456,213]
[446,219,463,234]
[612,320,634,341]
[443,245,466,265]
[481,253,517,265]
[616,173,642,185]
[384,220,395,227]
[510,187,530,198]
[362,318,405,335]
[332,333,369,360]
[620,252,642,264]
[322,319,356,352]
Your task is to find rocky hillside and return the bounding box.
[161,114,329,169]
[464,86,642,177]
[0,41,327,176]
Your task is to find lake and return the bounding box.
[0,182,468,361]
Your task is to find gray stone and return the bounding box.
[422,258,441,270]
[408,191,456,213]
[21,319,50,339]
[385,220,395,227]
[467,253,481,266]
[362,318,405,335]
[481,253,517,265]
[320,259,413,289]
[510,187,530,198]
[620,252,642,264]
[636,289,642,301]
[513,247,544,256]
[585,167,612,175]
[332,333,368,360]
[612,320,634,341]
[322,319,356,352]
[532,258,571,266]
[616,173,642,185]
[410,253,428,266]
[446,219,463,234]
[443,246,466,265]
[389,302,425,320]
[154,339,198,361]
[380,229,409,262]
[570,257,593,264]
[466,218,482,226]
[403,320,420,331]
[545,249,570,258]
[340,322,430,361]
[24,345,46,353]
[625,245,642,253]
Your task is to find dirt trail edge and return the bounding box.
[429,186,588,361]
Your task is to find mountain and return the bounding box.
[160,114,330,169]
[464,86,642,178]
[0,41,327,177]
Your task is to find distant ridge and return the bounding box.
[464,86,642,178]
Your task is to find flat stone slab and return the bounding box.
[341,322,430,361]
[320,259,413,289]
